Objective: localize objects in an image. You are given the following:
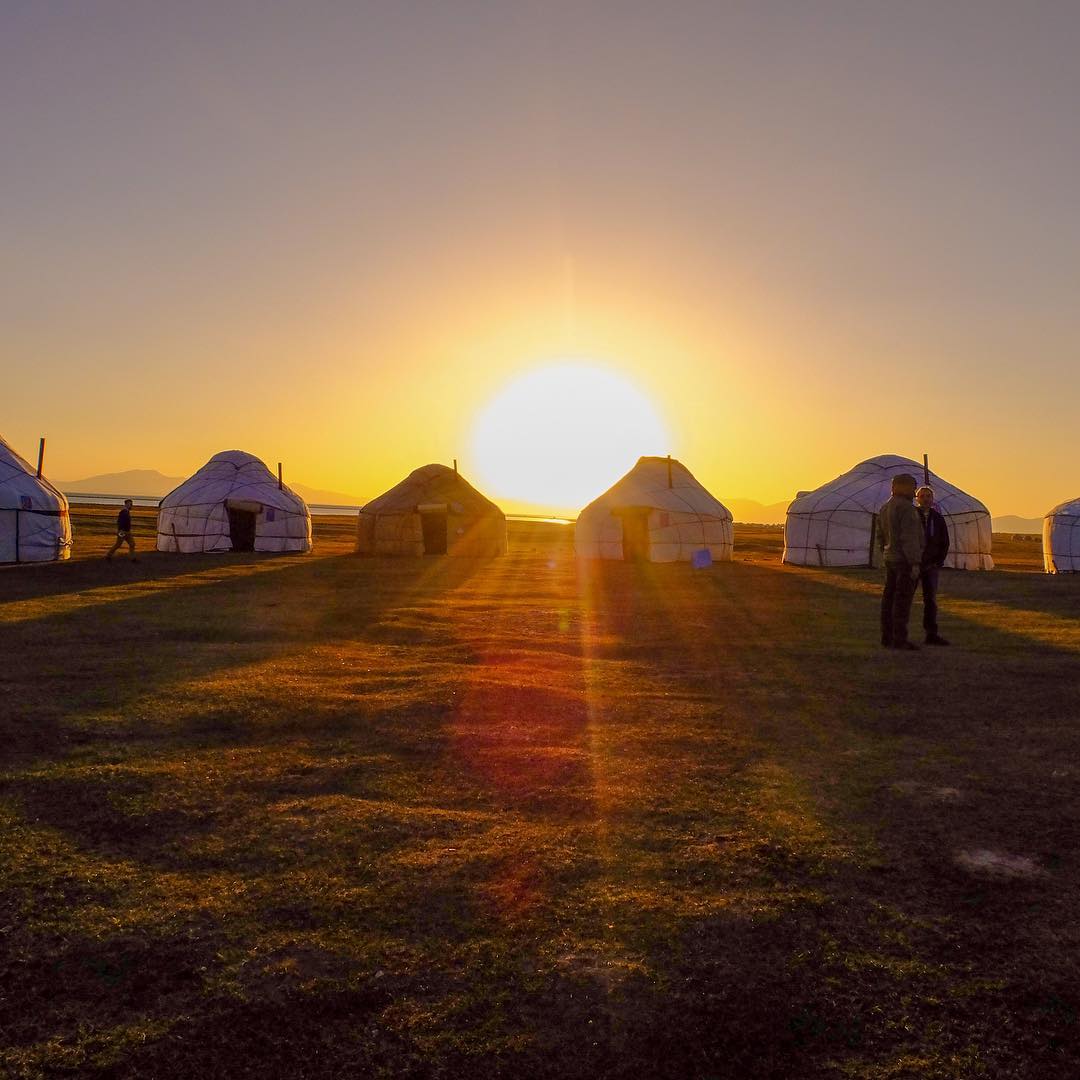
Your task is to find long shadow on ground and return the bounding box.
[3,553,1080,1077]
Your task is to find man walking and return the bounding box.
[877,473,924,650]
[916,485,950,645]
[105,499,138,562]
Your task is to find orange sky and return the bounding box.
[4,4,1078,518]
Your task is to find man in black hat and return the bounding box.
[877,474,924,650]
[916,485,950,645]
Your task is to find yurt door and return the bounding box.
[226,502,258,552]
[868,513,881,568]
[0,510,17,563]
[420,508,448,555]
[621,510,651,562]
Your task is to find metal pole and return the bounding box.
[36,437,45,479]
[923,453,930,487]
[453,458,458,475]
[667,454,672,489]
[278,462,283,490]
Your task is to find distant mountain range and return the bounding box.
[57,469,366,507]
[725,499,790,525]
[991,515,1043,535]
[54,470,1047,529]
[58,470,184,498]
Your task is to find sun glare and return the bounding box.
[470,363,670,512]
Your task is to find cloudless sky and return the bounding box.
[3,1,1078,516]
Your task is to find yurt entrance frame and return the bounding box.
[225,499,260,552]
[419,503,448,555]
[0,510,15,563]
[616,507,651,562]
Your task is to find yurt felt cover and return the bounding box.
[357,464,507,557]
[0,435,71,563]
[783,454,993,570]
[575,456,733,563]
[1043,498,1080,573]
[157,450,312,554]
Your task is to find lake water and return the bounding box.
[64,493,573,524]
[65,493,360,516]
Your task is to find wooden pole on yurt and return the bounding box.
[922,454,930,487]
[278,462,283,490]
[36,437,45,479]
[667,454,673,489]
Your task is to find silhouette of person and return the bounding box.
[916,485,950,645]
[877,474,924,650]
[105,499,138,562]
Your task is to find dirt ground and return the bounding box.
[1,511,1076,1078]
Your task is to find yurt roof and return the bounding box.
[580,456,731,519]
[0,435,67,508]
[160,450,308,513]
[1046,497,1080,519]
[787,455,989,517]
[361,464,504,516]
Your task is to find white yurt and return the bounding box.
[783,454,993,570]
[157,450,312,554]
[575,456,733,563]
[1043,498,1080,573]
[357,464,506,557]
[0,435,71,564]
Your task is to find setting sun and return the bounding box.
[470,363,670,513]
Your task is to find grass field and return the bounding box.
[2,511,1078,1078]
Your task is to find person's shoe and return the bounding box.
[925,635,950,646]
[891,641,920,651]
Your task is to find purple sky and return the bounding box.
[3,2,1079,515]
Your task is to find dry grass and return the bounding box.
[1,515,1078,1077]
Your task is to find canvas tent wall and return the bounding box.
[575,456,733,563]
[357,464,507,557]
[157,450,312,553]
[0,435,71,563]
[1043,498,1080,573]
[783,454,993,570]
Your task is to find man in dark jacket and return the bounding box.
[877,473,925,650]
[916,486,949,645]
[105,499,138,562]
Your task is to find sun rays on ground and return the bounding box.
[2,518,1079,1075]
